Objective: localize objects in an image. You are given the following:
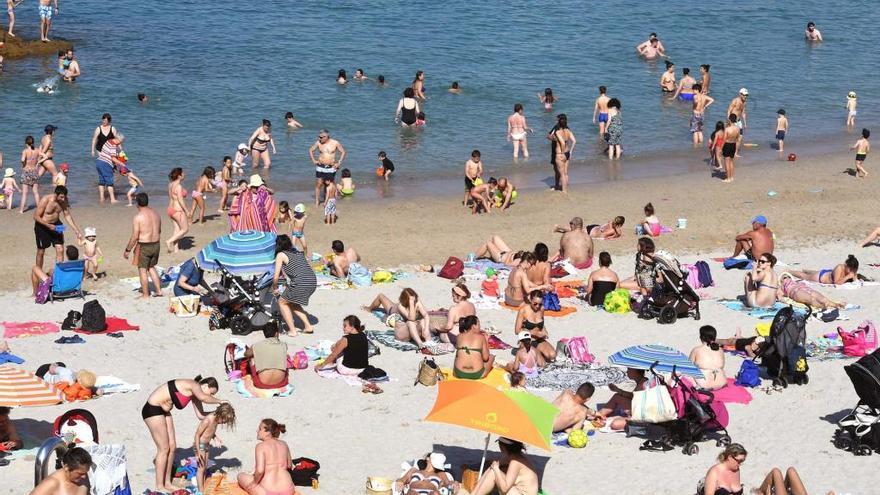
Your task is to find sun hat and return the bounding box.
[238,143,248,151]
[739,88,749,96]
[60,163,69,172]
[848,91,857,98]
[428,453,447,471]
[4,168,14,178]
[249,174,264,187]
[517,331,531,342]
[751,215,767,226]
[293,203,306,214]
[84,227,97,238]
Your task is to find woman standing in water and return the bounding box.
[90,113,118,158]
[606,98,623,159]
[412,70,426,99]
[166,167,189,253]
[38,125,58,179]
[507,103,532,159]
[19,135,40,213]
[248,120,276,169]
[552,114,576,193]
[395,88,421,127]
[538,88,557,111]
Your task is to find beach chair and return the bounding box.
[50,260,86,302]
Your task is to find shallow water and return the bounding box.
[0,0,877,201]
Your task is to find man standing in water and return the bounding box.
[690,84,714,145]
[727,88,748,155]
[308,129,346,206]
[722,114,741,183]
[124,193,164,299]
[592,86,610,136]
[636,33,665,58]
[38,0,58,42]
[659,61,676,93]
[32,185,83,294]
[804,22,822,41]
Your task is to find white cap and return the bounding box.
[517,331,531,342]
[249,174,264,187]
[739,88,749,96]
[4,168,14,178]
[84,227,97,237]
[293,203,305,214]
[238,143,248,151]
[429,453,447,470]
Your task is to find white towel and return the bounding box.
[94,376,140,395]
[85,444,128,495]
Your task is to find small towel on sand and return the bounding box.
[553,281,584,298]
[501,302,577,317]
[233,376,295,398]
[527,362,628,391]
[73,317,140,335]
[3,321,60,339]
[95,375,140,395]
[204,475,249,495]
[316,367,364,386]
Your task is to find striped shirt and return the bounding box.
[97,141,119,165]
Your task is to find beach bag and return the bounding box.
[603,289,631,313]
[631,379,677,423]
[169,294,200,317]
[542,292,561,311]
[735,359,761,388]
[365,476,392,495]
[414,357,442,386]
[855,320,878,351]
[437,257,464,280]
[695,261,714,287]
[839,327,868,357]
[348,263,372,287]
[367,339,381,358]
[290,350,309,370]
[559,336,595,364]
[290,457,320,487]
[80,300,107,333]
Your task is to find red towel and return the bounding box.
[74,317,140,335]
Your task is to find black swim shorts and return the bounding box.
[722,142,737,158]
[34,221,63,250]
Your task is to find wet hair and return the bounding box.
[599,252,612,267]
[62,447,93,470]
[451,81,459,89]
[729,113,738,123]
[699,325,719,350]
[285,111,294,119]
[488,177,498,186]
[613,216,626,227]
[693,83,702,92]
[637,237,655,254]
[65,246,79,261]
[262,119,271,128]
[471,150,481,158]
[514,103,523,113]
[195,375,219,390]
[275,234,293,254]
[343,315,365,333]
[356,68,364,75]
[845,255,859,272]
[399,287,419,307]
[341,168,351,178]
[533,243,549,262]
[806,21,815,28]
[55,185,68,196]
[701,64,710,71]
[608,98,621,109]
[102,113,112,122]
[778,108,786,116]
[414,70,424,81]
[556,113,568,129]
[665,60,674,69]
[599,85,606,94]
[650,32,657,38]
[378,151,387,158]
[576,382,595,400]
[337,69,347,80]
[377,75,385,84]
[453,283,471,299]
[498,438,525,455]
[169,167,183,181]
[759,252,777,267]
[528,289,543,302]
[331,240,344,253]
[862,129,870,139]
[136,192,149,207]
[137,93,147,102]
[714,121,725,134]
[459,315,479,333]
[544,88,553,98]
[403,87,415,98]
[509,371,526,388]
[202,166,216,179]
[719,443,747,462]
[25,135,34,148]
[260,418,286,438]
[222,155,232,163]
[682,68,690,75]
[213,403,236,428]
[644,202,655,216]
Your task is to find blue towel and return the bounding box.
[0,352,24,365]
[723,258,753,270]
[718,300,805,320]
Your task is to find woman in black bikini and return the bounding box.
[514,290,556,363]
[248,119,276,169]
[141,376,224,492]
[700,443,747,495]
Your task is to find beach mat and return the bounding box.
[73,317,140,335]
[501,302,577,317]
[712,379,753,405]
[440,367,509,389]
[203,475,248,495]
[716,300,805,320]
[365,330,454,355]
[527,362,628,391]
[3,321,60,339]
[233,376,295,398]
[316,367,365,386]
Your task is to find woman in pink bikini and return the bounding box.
[189,166,216,224]
[238,418,299,495]
[166,167,189,253]
[141,376,224,493]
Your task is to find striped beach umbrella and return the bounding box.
[608,344,704,378]
[196,230,278,276]
[0,366,61,407]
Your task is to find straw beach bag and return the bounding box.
[414,357,442,386]
[170,294,200,317]
[365,476,392,495]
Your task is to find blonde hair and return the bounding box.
[718,443,747,462]
[213,403,236,429]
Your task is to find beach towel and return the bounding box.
[527,362,627,391]
[553,280,583,298]
[94,375,140,395]
[84,443,128,495]
[803,280,880,289]
[487,335,513,350]
[440,367,509,389]
[316,367,365,386]
[723,258,753,270]
[0,352,25,365]
[806,335,851,361]
[708,379,753,405]
[716,300,804,320]
[501,302,577,317]
[465,260,511,273]
[3,321,60,339]
[233,375,295,398]
[203,474,249,495]
[364,330,454,355]
[228,186,277,233]
[73,317,139,335]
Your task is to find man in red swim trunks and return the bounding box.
[552,217,594,269]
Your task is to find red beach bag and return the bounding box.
[437,257,464,280]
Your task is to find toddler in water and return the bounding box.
[79,227,103,280]
[233,144,249,176]
[122,166,144,206]
[775,109,789,152]
[339,168,355,195]
[415,112,426,126]
[292,203,308,253]
[276,200,292,228]
[640,203,661,237]
[324,182,338,224]
[378,151,394,181]
[53,162,69,187]
[851,128,871,178]
[2,167,21,210]
[194,403,236,494]
[846,92,857,127]
[285,111,303,129]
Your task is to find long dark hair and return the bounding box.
[275,234,293,254]
[845,255,859,272]
[556,113,568,129]
[194,375,219,390]
[459,315,479,333]
[343,315,365,333]
[168,167,183,181]
[699,325,719,351]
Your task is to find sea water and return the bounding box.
[0,0,877,200]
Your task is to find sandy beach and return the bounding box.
[1,148,878,494]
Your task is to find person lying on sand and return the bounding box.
[474,235,521,266]
[755,466,834,495]
[732,215,774,260]
[787,255,861,285]
[860,226,880,248]
[587,216,625,239]
[597,367,647,430]
[394,453,459,495]
[778,273,846,309]
[552,217,594,269]
[715,329,766,358]
[552,382,597,433]
[743,253,779,308]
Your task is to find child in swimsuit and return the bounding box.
[507,332,541,379]
[324,182,337,224]
[846,91,857,127]
[1,168,20,211]
[190,167,216,224]
[79,227,103,280]
[121,166,144,207]
[640,202,662,237]
[339,168,355,195]
[233,144,249,176]
[291,203,308,253]
[851,128,870,178]
[275,201,292,230]
[217,156,233,212]
[775,109,789,152]
[193,403,236,494]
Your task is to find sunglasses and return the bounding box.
[759,259,769,264]
[733,456,746,464]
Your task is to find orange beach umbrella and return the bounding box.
[0,366,62,408]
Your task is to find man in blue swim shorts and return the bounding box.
[38,0,58,42]
[593,86,610,136]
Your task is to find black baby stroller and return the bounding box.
[635,366,731,455]
[758,305,810,387]
[637,251,701,324]
[208,260,283,335]
[834,348,880,455]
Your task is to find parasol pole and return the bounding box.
[478,433,491,476]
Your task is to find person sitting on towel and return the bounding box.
[552,216,594,269]
[173,258,206,297]
[314,315,369,376]
[243,324,289,387]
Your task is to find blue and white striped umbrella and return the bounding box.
[196,230,277,276]
[608,344,704,378]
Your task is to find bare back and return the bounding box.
[255,438,294,493]
[560,230,593,264]
[134,207,161,243]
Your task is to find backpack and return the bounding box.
[437,257,464,280]
[290,350,309,370]
[695,261,714,288]
[289,457,320,486]
[542,292,561,311]
[347,263,372,287]
[559,336,595,364]
[80,300,107,333]
[603,289,631,313]
[735,359,761,387]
